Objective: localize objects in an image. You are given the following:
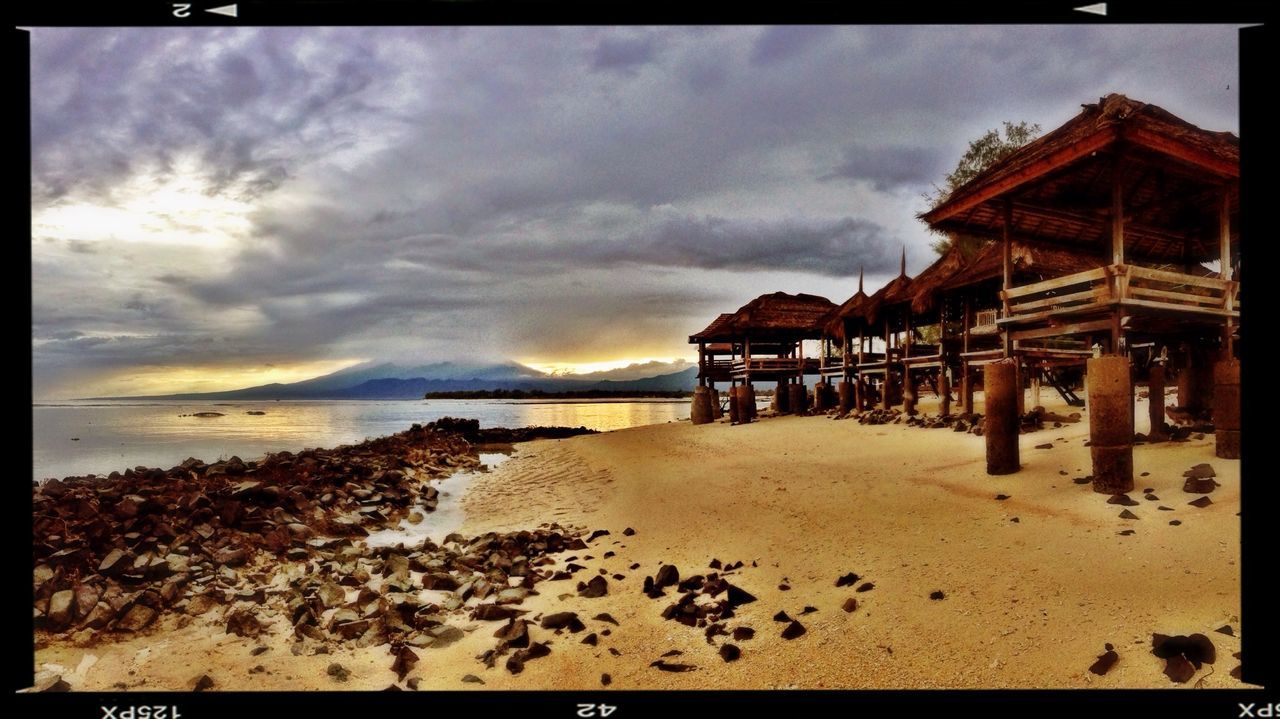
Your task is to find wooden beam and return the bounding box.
[923,127,1119,225]
[1112,154,1125,266]
[1221,188,1234,357]
[1009,319,1115,342]
[1125,127,1240,180]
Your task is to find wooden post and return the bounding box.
[1110,156,1125,353]
[1030,366,1041,410]
[961,295,972,412]
[1214,359,1240,459]
[1001,200,1013,358]
[1220,189,1234,358]
[690,386,713,425]
[698,340,707,387]
[1147,364,1167,441]
[902,310,916,415]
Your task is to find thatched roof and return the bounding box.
[920,94,1239,263]
[904,243,973,315]
[726,292,837,339]
[689,313,736,343]
[863,273,914,327]
[936,240,1108,296]
[689,293,837,344]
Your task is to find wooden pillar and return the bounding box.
[1110,156,1126,352]
[697,340,707,387]
[1147,364,1167,441]
[938,368,951,417]
[903,311,916,415]
[1220,189,1235,358]
[690,385,713,425]
[985,358,1020,475]
[1030,366,1041,410]
[1087,355,1134,495]
[710,385,723,419]
[961,296,972,412]
[728,384,740,424]
[1001,200,1013,358]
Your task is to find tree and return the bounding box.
[925,120,1041,257]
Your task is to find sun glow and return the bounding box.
[521,357,693,377]
[32,159,253,249]
[75,358,367,399]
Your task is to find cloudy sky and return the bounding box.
[29,25,1241,398]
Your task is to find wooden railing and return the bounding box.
[731,358,822,374]
[999,264,1239,323]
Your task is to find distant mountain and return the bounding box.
[88,361,697,401]
[563,360,695,382]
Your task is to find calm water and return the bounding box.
[31,399,692,481]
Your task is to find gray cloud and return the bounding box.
[28,25,1241,396]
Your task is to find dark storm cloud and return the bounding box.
[28,25,1241,396]
[592,33,657,73]
[821,145,946,192]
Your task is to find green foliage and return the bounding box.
[926,120,1042,256]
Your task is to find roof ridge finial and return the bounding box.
[900,246,907,277]
[858,266,864,294]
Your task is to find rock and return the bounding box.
[116,605,157,632]
[428,625,465,648]
[1035,443,1053,449]
[587,529,611,542]
[724,583,756,607]
[654,564,680,589]
[1107,494,1139,506]
[1169,520,1182,526]
[326,663,350,682]
[1183,463,1215,479]
[541,612,583,631]
[226,609,262,638]
[1118,530,1135,536]
[47,590,75,629]
[1188,633,1217,666]
[778,583,790,591]
[494,618,530,648]
[661,649,683,657]
[191,674,215,691]
[929,591,945,601]
[1073,477,1091,485]
[719,644,741,662]
[1188,497,1213,508]
[601,673,612,686]
[1157,506,1174,512]
[835,572,860,587]
[781,620,806,640]
[473,604,518,621]
[592,612,619,626]
[623,528,635,536]
[215,547,249,567]
[842,598,858,613]
[461,674,484,684]
[81,602,115,629]
[856,582,875,592]
[1118,510,1139,520]
[581,632,598,646]
[1089,650,1119,676]
[1163,654,1195,683]
[317,582,346,609]
[251,646,269,656]
[1183,476,1218,494]
[800,606,818,615]
[732,627,755,641]
[99,548,131,575]
[1144,494,1159,501]
[579,575,608,598]
[1215,625,1235,636]
[994,494,1011,500]
[649,660,696,672]
[773,611,791,622]
[391,646,418,681]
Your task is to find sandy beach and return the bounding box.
[33,392,1245,691]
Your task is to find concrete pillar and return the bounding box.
[710,388,723,419]
[903,369,917,415]
[690,386,714,425]
[985,358,1020,475]
[1214,359,1240,459]
[1087,355,1134,494]
[788,382,807,416]
[728,386,740,424]
[938,370,951,417]
[735,384,756,424]
[1147,366,1167,440]
[837,380,854,414]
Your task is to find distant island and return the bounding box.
[425,389,692,400]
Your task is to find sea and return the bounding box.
[31,398,697,482]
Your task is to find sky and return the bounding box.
[29,25,1241,399]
